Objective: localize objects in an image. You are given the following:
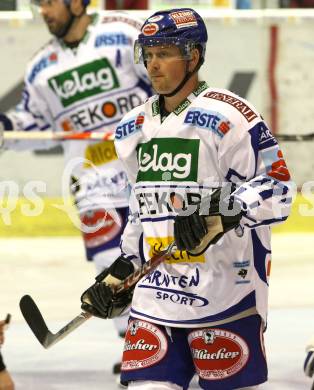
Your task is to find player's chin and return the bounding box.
[46,23,62,37]
[152,82,169,95]
[46,24,57,34]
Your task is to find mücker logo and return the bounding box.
[48,58,119,107]
[136,138,199,181]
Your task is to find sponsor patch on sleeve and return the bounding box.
[184,108,234,137]
[101,15,142,31]
[263,148,291,181]
[258,122,277,150]
[115,112,145,140]
[204,91,258,123]
[28,52,58,84]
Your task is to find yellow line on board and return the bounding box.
[272,194,314,233]
[0,197,80,237]
[0,194,313,237]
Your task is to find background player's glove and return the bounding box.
[81,256,134,319]
[304,338,314,378]
[304,350,314,378]
[0,113,13,131]
[0,113,13,148]
[174,187,243,256]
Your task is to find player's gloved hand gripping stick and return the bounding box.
[19,242,176,349]
[174,187,243,255]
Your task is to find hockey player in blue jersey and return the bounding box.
[81,8,292,389]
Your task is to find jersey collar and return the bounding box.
[60,13,98,50]
[152,81,208,120]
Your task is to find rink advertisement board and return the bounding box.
[0,10,313,191]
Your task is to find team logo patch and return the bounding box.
[147,15,164,22]
[142,23,159,36]
[136,138,199,182]
[170,11,198,28]
[188,328,249,380]
[81,209,122,248]
[122,320,168,370]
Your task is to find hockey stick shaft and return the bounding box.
[4,131,314,142]
[276,133,314,141]
[4,130,114,141]
[42,312,92,348]
[20,242,176,349]
[114,241,176,294]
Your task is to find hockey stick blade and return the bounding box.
[19,243,176,348]
[19,295,91,349]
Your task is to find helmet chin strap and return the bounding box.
[57,13,75,39]
[57,2,85,40]
[161,57,204,98]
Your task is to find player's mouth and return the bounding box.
[44,17,55,27]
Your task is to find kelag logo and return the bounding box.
[136,138,199,182]
[48,58,119,107]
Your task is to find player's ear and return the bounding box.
[70,0,85,16]
[188,48,200,73]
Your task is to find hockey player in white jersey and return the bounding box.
[0,0,152,375]
[81,8,292,389]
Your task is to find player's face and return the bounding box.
[144,45,187,95]
[38,0,72,38]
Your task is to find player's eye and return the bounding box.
[143,52,153,62]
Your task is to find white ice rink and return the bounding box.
[1,233,314,389]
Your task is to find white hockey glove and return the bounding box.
[174,187,243,256]
[81,256,134,319]
[304,338,314,377]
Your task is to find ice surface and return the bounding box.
[0,234,313,389]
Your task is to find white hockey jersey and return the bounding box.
[6,12,152,211]
[115,82,292,328]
